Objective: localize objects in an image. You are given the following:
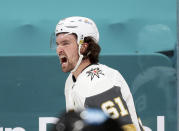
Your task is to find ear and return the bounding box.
[80,43,88,54]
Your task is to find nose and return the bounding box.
[56,45,64,55]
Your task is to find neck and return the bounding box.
[72,59,91,79]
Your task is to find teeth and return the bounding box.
[60,56,65,59]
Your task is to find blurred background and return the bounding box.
[0,0,177,130]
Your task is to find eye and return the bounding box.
[56,42,59,46]
[62,42,70,46]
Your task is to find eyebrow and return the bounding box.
[56,40,70,44]
[61,40,70,43]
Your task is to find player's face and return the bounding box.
[56,33,79,72]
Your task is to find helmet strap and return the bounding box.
[71,43,84,73]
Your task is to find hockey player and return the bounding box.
[52,16,143,131]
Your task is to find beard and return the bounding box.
[58,52,79,73]
[60,58,76,73]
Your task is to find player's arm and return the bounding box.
[84,86,137,131]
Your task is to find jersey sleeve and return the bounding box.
[84,86,135,128]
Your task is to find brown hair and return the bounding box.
[82,36,101,64]
[57,33,101,64]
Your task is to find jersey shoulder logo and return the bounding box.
[86,67,104,80]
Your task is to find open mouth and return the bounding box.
[60,56,68,65]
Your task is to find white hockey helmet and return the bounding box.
[55,16,99,45]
